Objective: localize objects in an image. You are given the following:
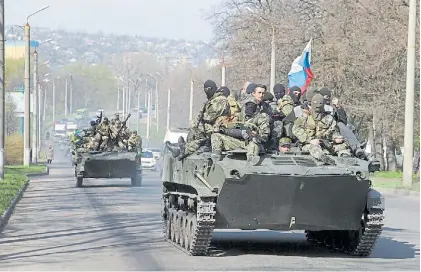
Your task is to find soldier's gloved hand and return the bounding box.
[241,130,250,139]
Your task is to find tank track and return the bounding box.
[162,193,216,256]
[305,209,384,256]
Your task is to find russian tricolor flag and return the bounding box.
[287,39,314,94]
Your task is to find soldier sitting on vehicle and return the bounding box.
[94,117,111,150]
[292,94,351,165]
[166,79,230,160]
[211,96,270,166]
[128,131,142,151]
[277,86,302,117]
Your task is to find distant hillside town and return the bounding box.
[4,25,222,70]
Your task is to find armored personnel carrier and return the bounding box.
[74,150,142,187]
[161,144,384,256]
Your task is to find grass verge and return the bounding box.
[371,175,420,192]
[0,164,46,216]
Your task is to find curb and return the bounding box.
[0,166,50,233]
[0,180,29,233]
[374,187,420,198]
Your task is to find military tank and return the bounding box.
[161,144,384,256]
[74,150,142,187]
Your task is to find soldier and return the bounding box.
[239,82,257,105]
[128,131,142,151]
[261,91,274,116]
[95,117,111,150]
[319,87,332,105]
[278,137,292,153]
[292,94,351,165]
[220,86,241,117]
[211,96,270,166]
[167,79,230,160]
[112,113,120,123]
[273,84,286,104]
[277,86,302,117]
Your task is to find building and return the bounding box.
[5,40,39,59]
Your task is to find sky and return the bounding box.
[5,0,221,41]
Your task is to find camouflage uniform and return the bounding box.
[277,94,295,117]
[128,131,142,151]
[292,94,350,164]
[109,121,126,149]
[185,91,230,155]
[95,118,111,150]
[211,97,270,164]
[227,96,241,117]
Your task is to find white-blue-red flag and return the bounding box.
[287,39,314,94]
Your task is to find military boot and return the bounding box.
[247,155,260,166]
[165,141,181,158]
[320,154,336,165]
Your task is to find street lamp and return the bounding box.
[246,7,276,94]
[23,5,50,166]
[156,72,172,132]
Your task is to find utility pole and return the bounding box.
[69,74,73,114]
[221,60,226,86]
[0,0,5,178]
[155,80,159,132]
[166,88,171,131]
[23,5,50,166]
[52,77,58,124]
[37,82,42,158]
[146,90,151,142]
[136,90,140,133]
[189,75,194,123]
[32,50,38,164]
[23,23,31,166]
[402,0,416,187]
[116,77,120,111]
[270,24,276,94]
[64,77,68,116]
[42,83,46,121]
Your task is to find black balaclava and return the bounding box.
[289,86,302,104]
[246,83,257,94]
[244,102,258,117]
[102,117,109,125]
[90,120,96,127]
[311,94,325,114]
[204,79,218,99]
[273,84,286,100]
[220,86,230,97]
[319,87,332,105]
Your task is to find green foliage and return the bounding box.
[56,63,118,111]
[5,58,24,90]
[0,165,46,215]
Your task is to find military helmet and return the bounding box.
[279,137,292,146]
[103,117,109,123]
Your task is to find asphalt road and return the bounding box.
[0,152,419,271]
